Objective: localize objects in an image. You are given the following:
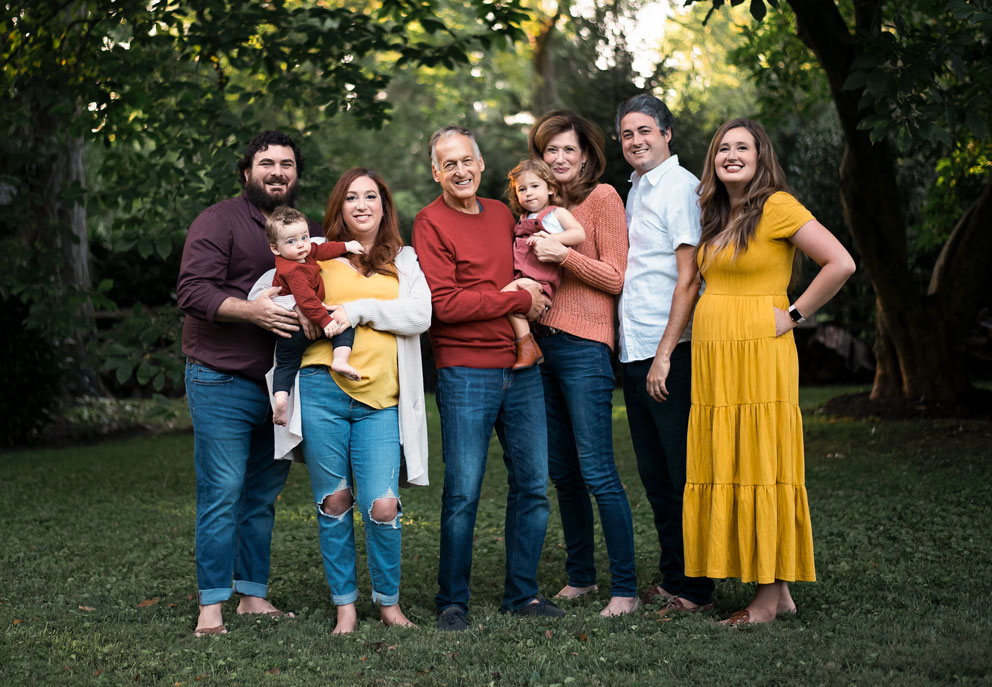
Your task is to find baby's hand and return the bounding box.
[323,322,338,338]
[527,231,552,246]
[344,240,365,255]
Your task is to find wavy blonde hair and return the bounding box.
[696,118,793,274]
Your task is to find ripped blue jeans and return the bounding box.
[299,366,402,607]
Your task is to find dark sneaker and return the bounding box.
[437,606,469,632]
[510,595,565,618]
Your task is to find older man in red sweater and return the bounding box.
[412,125,561,632]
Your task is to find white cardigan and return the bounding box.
[251,245,432,486]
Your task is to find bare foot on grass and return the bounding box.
[777,582,797,616]
[380,604,417,628]
[236,596,294,618]
[333,604,358,634]
[599,596,640,617]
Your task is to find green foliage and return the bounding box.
[1,0,531,398]
[657,4,760,177]
[918,142,992,253]
[93,304,186,395]
[842,0,992,148]
[728,3,831,130]
[2,393,992,683]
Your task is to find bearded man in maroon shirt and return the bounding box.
[177,131,323,637]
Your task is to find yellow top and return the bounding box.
[301,258,399,409]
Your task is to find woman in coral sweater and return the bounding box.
[527,111,638,616]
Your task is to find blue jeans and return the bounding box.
[299,367,402,606]
[537,332,637,598]
[434,365,550,613]
[185,360,291,605]
[622,345,714,606]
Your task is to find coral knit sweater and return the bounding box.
[413,195,533,369]
[539,184,629,349]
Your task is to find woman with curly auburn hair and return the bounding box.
[684,118,855,625]
[272,167,432,633]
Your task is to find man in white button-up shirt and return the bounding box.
[615,94,714,614]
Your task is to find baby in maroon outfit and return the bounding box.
[267,206,364,425]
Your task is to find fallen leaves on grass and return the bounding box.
[79,605,96,612]
[265,668,281,675]
[136,598,160,608]
[576,632,588,642]
[12,619,23,625]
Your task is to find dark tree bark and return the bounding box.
[787,0,988,402]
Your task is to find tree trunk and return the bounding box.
[788,0,982,402]
[532,5,564,113]
[43,122,103,394]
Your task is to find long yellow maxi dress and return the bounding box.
[683,191,817,584]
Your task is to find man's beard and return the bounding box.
[245,175,299,213]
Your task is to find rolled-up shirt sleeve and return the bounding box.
[177,207,235,325]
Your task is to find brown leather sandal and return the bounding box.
[193,624,228,637]
[657,596,715,616]
[720,609,752,626]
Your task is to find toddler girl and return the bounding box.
[505,158,586,368]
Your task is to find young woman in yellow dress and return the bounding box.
[683,118,856,625]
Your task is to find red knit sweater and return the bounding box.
[539,184,628,350]
[412,195,532,369]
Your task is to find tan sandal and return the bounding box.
[193,624,228,637]
[720,609,752,626]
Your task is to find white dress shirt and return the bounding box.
[618,154,702,363]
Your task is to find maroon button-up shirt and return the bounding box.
[177,193,324,382]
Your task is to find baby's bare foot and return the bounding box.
[331,360,362,381]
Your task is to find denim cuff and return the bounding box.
[372,589,399,606]
[198,586,235,605]
[233,579,268,598]
[331,589,359,606]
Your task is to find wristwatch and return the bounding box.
[788,305,806,324]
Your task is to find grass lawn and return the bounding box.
[2,387,990,686]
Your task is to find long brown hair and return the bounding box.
[322,168,403,277]
[696,118,792,273]
[505,158,564,216]
[528,110,605,207]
